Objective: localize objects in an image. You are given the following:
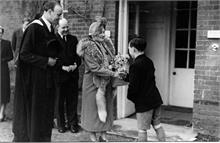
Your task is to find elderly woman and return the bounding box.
[77,18,120,142]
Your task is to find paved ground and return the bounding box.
[0,120,134,142]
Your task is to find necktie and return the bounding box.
[50,25,54,34]
[63,36,67,42]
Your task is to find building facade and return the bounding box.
[0,0,219,139]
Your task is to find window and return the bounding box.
[174,1,197,69]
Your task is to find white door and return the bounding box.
[170,1,197,108]
[140,2,171,105]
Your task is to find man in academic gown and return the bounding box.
[54,18,81,133]
[12,1,63,142]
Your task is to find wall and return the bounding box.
[193,0,220,139]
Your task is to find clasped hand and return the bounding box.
[114,71,127,79]
[48,57,57,66]
[62,63,77,72]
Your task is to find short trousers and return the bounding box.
[136,106,161,130]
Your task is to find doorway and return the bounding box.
[117,0,197,118]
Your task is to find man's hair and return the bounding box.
[129,38,147,52]
[43,1,60,12]
[0,26,4,34]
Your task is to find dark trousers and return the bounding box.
[55,79,78,128]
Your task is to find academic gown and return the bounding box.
[12,19,61,142]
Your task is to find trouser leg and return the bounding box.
[66,81,78,126]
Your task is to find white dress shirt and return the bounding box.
[41,16,52,32]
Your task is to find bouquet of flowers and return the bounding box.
[109,53,129,87]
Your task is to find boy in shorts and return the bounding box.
[127,37,166,141]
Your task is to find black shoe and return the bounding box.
[58,127,67,133]
[0,115,6,122]
[70,125,79,133]
[99,136,108,142]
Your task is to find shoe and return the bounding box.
[0,115,6,122]
[70,125,79,133]
[58,127,67,133]
[99,136,108,142]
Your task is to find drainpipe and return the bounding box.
[135,3,140,35]
[60,0,68,17]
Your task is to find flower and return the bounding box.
[109,53,129,73]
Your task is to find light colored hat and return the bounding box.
[89,17,108,36]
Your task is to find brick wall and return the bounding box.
[193,0,220,138]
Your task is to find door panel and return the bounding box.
[170,69,194,107]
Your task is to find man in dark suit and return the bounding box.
[0,26,13,122]
[55,18,81,133]
[12,1,63,142]
[11,17,31,64]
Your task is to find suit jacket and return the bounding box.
[127,54,163,112]
[56,33,81,83]
[12,28,23,60]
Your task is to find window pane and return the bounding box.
[175,50,187,68]
[176,10,189,29]
[191,1,198,9]
[176,31,188,49]
[191,10,197,28]
[177,1,190,9]
[189,50,195,68]
[190,30,196,49]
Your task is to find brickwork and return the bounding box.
[193,0,220,138]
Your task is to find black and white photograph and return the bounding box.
[0,0,220,142]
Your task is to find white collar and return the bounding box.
[41,15,52,32]
[58,32,63,38]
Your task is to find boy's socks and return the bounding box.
[138,130,148,142]
[155,127,166,141]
